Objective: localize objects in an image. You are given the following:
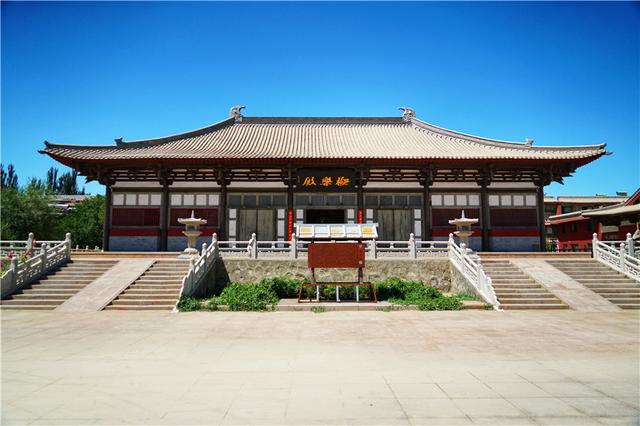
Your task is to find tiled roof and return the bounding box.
[549,188,640,223]
[41,114,607,163]
[546,196,626,204]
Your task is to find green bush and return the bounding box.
[177,296,203,312]
[259,276,304,299]
[218,282,279,311]
[375,277,462,311]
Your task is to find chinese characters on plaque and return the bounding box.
[297,169,356,191]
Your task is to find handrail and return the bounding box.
[174,233,220,309]
[448,233,500,309]
[216,233,449,259]
[592,233,640,282]
[1,233,72,299]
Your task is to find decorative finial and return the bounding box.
[229,105,246,122]
[524,138,534,146]
[461,209,466,219]
[114,137,124,146]
[398,107,415,122]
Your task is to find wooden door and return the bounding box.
[237,209,275,241]
[378,209,413,241]
[256,209,275,240]
[394,210,412,241]
[378,209,395,241]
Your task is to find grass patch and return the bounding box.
[213,282,279,311]
[176,296,203,312]
[177,276,473,312]
[375,277,463,311]
[310,306,327,314]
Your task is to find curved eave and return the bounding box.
[41,151,606,167]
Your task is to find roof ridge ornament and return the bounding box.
[229,105,245,123]
[114,137,124,146]
[398,107,415,122]
[524,137,534,147]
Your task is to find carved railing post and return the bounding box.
[10,258,18,289]
[212,233,219,258]
[290,234,298,259]
[371,239,377,259]
[65,233,72,259]
[249,233,258,259]
[40,243,48,274]
[409,233,417,259]
[26,232,34,254]
[592,233,598,259]
[619,243,626,272]
[626,233,634,257]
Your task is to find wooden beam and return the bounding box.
[103,184,111,251]
[159,181,169,251]
[480,183,490,251]
[537,186,546,252]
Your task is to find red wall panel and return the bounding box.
[112,208,160,227]
[169,208,219,227]
[490,208,537,227]
[431,208,480,227]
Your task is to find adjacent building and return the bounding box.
[40,107,607,252]
[543,194,627,240]
[549,189,640,251]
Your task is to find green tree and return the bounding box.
[0,186,61,240]
[1,164,18,189]
[61,195,104,248]
[45,167,58,193]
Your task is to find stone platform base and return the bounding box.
[275,299,487,311]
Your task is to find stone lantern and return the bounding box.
[449,210,479,247]
[177,211,207,258]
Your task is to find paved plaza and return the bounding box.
[2,310,639,425]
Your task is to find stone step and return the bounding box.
[585,285,640,291]
[492,288,549,294]
[575,277,631,281]
[0,299,63,306]
[25,284,87,290]
[500,303,569,310]
[10,293,71,300]
[492,284,542,289]
[131,284,182,290]
[598,292,640,297]
[124,289,181,295]
[608,298,640,305]
[116,293,179,299]
[135,280,183,286]
[111,299,178,305]
[20,288,79,294]
[104,305,174,311]
[619,304,640,309]
[495,292,556,298]
[37,279,94,285]
[0,304,59,310]
[499,298,563,305]
[141,272,186,279]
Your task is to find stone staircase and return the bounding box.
[482,260,568,310]
[0,260,117,310]
[547,260,640,309]
[104,260,190,311]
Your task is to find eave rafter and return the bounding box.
[73,161,583,186]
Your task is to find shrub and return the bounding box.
[218,282,279,311]
[375,277,462,311]
[259,276,304,299]
[177,296,203,312]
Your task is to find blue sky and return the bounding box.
[2,1,638,196]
